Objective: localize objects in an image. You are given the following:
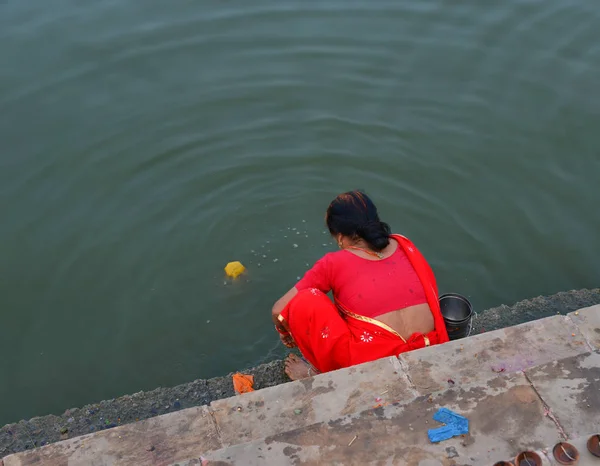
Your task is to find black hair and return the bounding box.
[325,190,391,251]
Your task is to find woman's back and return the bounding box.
[296,237,428,319]
[273,191,449,378]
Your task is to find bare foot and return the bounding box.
[285,354,318,380]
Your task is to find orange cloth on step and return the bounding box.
[232,373,254,394]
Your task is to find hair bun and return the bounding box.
[357,221,391,251]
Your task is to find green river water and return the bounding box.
[1,0,599,425]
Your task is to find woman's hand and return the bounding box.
[272,287,299,347]
[279,331,296,348]
[274,317,297,348]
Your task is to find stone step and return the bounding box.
[3,406,221,466]
[177,433,600,466]
[179,309,598,451]
[569,304,600,350]
[176,351,600,466]
[3,305,598,466]
[398,308,595,394]
[209,355,413,449]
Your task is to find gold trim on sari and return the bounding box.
[336,301,407,343]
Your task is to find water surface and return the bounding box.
[1,0,599,425]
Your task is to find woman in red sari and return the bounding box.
[272,191,449,380]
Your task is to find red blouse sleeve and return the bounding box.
[295,254,333,293]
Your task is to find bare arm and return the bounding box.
[271,287,298,327]
[271,287,299,348]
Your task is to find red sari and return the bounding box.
[279,235,449,373]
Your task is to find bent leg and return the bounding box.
[280,289,350,373]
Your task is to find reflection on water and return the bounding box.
[1,0,599,424]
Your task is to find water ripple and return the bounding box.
[2,0,600,426]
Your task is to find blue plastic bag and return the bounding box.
[427,408,469,443]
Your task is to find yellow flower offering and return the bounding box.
[224,261,246,278]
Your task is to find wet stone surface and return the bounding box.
[568,305,600,351]
[399,314,587,394]
[3,407,222,466]
[2,289,600,460]
[0,360,285,458]
[210,357,413,446]
[202,372,560,465]
[525,351,600,439]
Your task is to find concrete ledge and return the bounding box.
[3,407,220,466]
[568,304,600,351]
[178,357,600,465]
[0,360,284,459]
[399,315,589,394]
[3,301,600,465]
[194,372,561,465]
[210,356,414,447]
[2,288,599,459]
[525,351,600,439]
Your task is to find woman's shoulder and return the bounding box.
[319,250,347,262]
[311,250,353,268]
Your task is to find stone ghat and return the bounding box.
[2,304,599,465]
[1,288,599,460]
